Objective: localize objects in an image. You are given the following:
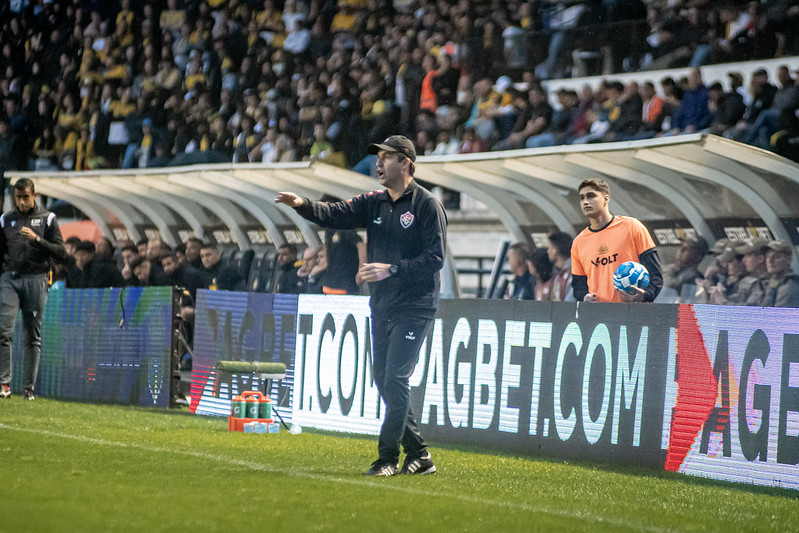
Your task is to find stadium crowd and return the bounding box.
[1,0,799,192]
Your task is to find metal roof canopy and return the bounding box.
[9,134,799,277]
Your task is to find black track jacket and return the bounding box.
[0,205,67,275]
[294,180,447,318]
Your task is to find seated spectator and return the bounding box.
[119,244,140,285]
[305,246,331,294]
[698,246,746,305]
[528,247,554,301]
[146,238,170,261]
[602,81,643,142]
[643,15,690,71]
[570,107,610,145]
[666,67,711,135]
[464,78,500,144]
[709,239,770,305]
[743,65,799,149]
[161,252,207,301]
[94,237,115,263]
[525,89,580,148]
[492,76,520,140]
[547,231,574,302]
[637,81,668,137]
[708,81,746,137]
[273,243,303,294]
[459,126,487,154]
[419,53,439,115]
[160,0,186,39]
[129,256,169,287]
[184,237,204,270]
[495,242,535,300]
[493,84,551,151]
[52,125,78,171]
[30,125,58,171]
[661,237,708,302]
[322,226,366,295]
[745,241,799,307]
[65,240,125,289]
[700,238,731,288]
[728,69,777,142]
[432,53,460,111]
[64,236,82,257]
[430,130,460,156]
[200,243,246,291]
[296,246,321,293]
[712,3,757,64]
[771,100,799,163]
[659,76,684,131]
[284,19,311,57]
[733,239,770,304]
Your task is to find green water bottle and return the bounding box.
[231,395,246,418]
[259,397,272,419]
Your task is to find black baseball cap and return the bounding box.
[368,135,417,161]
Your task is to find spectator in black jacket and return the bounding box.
[129,256,170,287]
[66,240,125,289]
[66,241,125,289]
[273,242,302,294]
[184,237,204,270]
[708,82,746,136]
[729,69,777,141]
[161,251,207,300]
[199,243,245,291]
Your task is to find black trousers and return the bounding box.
[371,314,433,463]
[0,272,49,389]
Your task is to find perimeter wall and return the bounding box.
[189,291,799,491]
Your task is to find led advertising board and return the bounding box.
[289,296,799,490]
[11,287,174,407]
[190,292,799,490]
[190,290,298,418]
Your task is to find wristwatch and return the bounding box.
[388,264,399,277]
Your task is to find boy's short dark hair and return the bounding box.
[578,178,610,196]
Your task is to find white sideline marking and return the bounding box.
[1,423,673,532]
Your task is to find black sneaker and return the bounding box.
[400,452,436,475]
[362,459,398,477]
[23,387,35,401]
[0,384,10,399]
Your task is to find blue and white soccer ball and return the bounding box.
[612,261,650,295]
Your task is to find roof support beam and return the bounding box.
[564,153,715,242]
[635,149,798,271]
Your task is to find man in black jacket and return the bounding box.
[65,240,125,288]
[273,243,302,294]
[276,135,447,477]
[199,243,245,291]
[161,251,206,300]
[0,178,67,400]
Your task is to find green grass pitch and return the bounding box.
[1,399,797,532]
